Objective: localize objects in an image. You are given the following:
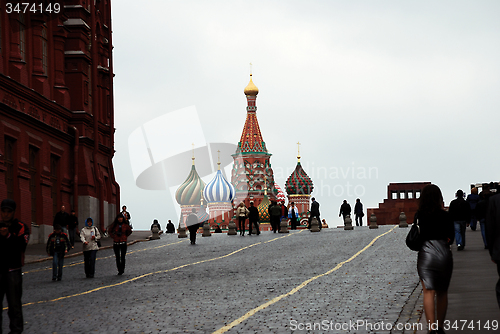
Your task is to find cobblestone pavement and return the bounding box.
[8,226,424,334]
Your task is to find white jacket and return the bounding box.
[80,226,101,251]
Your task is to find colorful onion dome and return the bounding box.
[257,195,271,222]
[203,169,235,203]
[175,163,206,206]
[274,182,286,203]
[285,162,314,195]
[198,204,209,223]
[244,74,259,96]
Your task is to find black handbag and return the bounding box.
[405,219,422,251]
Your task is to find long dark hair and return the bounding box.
[109,214,125,231]
[418,184,444,213]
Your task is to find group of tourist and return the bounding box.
[410,183,500,334]
[338,198,365,226]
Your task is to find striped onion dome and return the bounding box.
[198,204,209,223]
[175,163,206,206]
[203,169,235,203]
[257,194,271,222]
[285,161,314,195]
[274,182,286,203]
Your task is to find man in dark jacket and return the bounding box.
[186,209,199,245]
[67,210,78,247]
[0,199,30,333]
[268,201,281,233]
[248,202,260,235]
[354,198,364,226]
[308,198,321,229]
[339,200,351,223]
[53,205,69,233]
[449,189,471,251]
[486,184,500,308]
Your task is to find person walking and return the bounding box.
[288,202,299,230]
[412,184,454,333]
[236,202,249,236]
[46,224,71,281]
[449,189,471,251]
[466,187,480,231]
[339,200,351,223]
[354,198,364,226]
[248,202,260,235]
[53,205,69,234]
[80,217,101,278]
[67,209,78,248]
[121,205,132,228]
[486,183,500,308]
[476,187,493,249]
[108,214,133,275]
[186,208,199,245]
[0,199,30,333]
[269,201,281,233]
[309,197,321,229]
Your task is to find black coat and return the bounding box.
[449,198,471,222]
[486,193,500,262]
[311,201,320,216]
[248,206,259,222]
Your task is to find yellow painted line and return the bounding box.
[17,234,295,309]
[212,225,398,334]
[23,239,188,274]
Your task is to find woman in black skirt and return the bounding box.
[415,184,454,334]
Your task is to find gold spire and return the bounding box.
[244,65,259,96]
[297,141,301,163]
[192,143,195,165]
[217,150,221,170]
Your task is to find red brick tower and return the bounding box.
[0,1,119,242]
[231,74,277,208]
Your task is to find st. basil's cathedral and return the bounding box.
[175,74,314,230]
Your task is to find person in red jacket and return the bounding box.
[107,214,133,275]
[46,224,71,281]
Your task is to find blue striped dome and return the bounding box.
[203,169,235,203]
[198,205,209,223]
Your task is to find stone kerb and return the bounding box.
[150,226,161,240]
[279,218,289,233]
[399,211,408,228]
[344,214,354,230]
[369,213,378,229]
[310,217,320,232]
[202,221,211,237]
[227,218,237,235]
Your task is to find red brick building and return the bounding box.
[367,182,431,225]
[0,1,119,243]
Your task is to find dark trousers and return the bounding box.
[248,220,259,235]
[270,216,280,232]
[188,225,198,244]
[113,243,127,273]
[238,217,246,235]
[0,269,23,333]
[83,250,97,278]
[497,263,500,309]
[52,252,65,280]
[290,217,298,230]
[355,214,363,226]
[68,228,76,246]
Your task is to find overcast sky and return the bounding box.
[111,0,500,230]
